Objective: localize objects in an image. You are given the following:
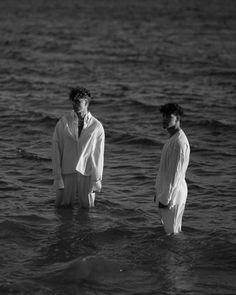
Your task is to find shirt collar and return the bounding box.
[71,110,91,128]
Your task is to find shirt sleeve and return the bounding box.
[90,126,105,192]
[165,142,187,205]
[52,121,64,189]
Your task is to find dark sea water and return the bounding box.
[0,0,236,294]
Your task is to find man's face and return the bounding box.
[72,98,88,114]
[162,113,178,129]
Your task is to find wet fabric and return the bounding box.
[52,110,105,192]
[155,129,190,233]
[55,172,95,208]
[159,203,186,234]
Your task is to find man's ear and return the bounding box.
[176,114,181,122]
[85,98,89,107]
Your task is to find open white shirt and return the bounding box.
[52,111,105,191]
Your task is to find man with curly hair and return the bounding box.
[154,103,190,234]
[52,87,105,209]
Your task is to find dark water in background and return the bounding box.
[0,0,236,294]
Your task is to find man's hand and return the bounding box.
[54,179,64,190]
[90,180,102,193]
[158,201,170,209]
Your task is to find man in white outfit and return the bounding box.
[155,103,190,234]
[52,87,105,208]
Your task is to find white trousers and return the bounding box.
[159,203,186,234]
[55,173,95,209]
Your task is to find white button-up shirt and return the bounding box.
[155,129,190,206]
[52,111,105,191]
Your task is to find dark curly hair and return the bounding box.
[159,103,184,117]
[69,87,91,103]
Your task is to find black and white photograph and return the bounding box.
[0,0,235,294]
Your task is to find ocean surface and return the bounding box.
[0,0,236,294]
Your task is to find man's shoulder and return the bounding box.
[177,130,189,147]
[54,112,71,129]
[59,111,73,123]
[90,114,104,131]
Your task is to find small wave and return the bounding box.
[107,130,160,146]
[128,98,159,111]
[208,69,236,78]
[1,105,58,129]
[12,213,55,225]
[192,234,236,271]
[0,216,52,241]
[0,179,22,191]
[16,147,51,162]
[42,255,125,284]
[199,119,235,129]
[0,219,31,239]
[94,226,134,242]
[18,110,58,127]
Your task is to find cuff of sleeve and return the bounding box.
[159,198,170,206]
[53,178,64,190]
[91,179,102,192]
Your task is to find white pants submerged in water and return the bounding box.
[159,203,186,234]
[55,173,95,208]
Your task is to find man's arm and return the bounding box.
[52,122,64,189]
[165,142,188,205]
[90,126,105,192]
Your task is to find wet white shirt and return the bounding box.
[155,129,190,207]
[52,111,105,191]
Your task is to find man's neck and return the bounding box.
[76,110,88,120]
[167,126,181,137]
